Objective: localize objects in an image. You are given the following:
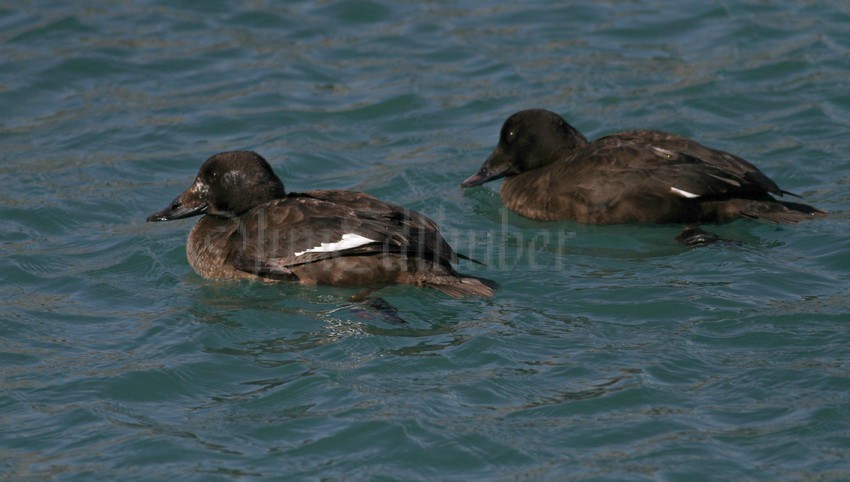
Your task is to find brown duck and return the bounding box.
[148,151,494,297]
[462,109,826,226]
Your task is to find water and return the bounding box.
[2,0,849,480]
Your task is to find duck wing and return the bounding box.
[230,191,462,277]
[603,130,790,199]
[303,190,465,263]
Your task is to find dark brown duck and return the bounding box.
[462,109,826,225]
[148,151,494,297]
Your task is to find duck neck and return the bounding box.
[186,216,247,279]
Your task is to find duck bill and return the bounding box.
[146,191,208,222]
[460,152,512,188]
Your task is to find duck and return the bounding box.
[461,109,826,226]
[147,151,494,297]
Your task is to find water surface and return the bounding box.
[2,1,849,480]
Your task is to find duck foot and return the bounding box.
[675,226,720,247]
[347,290,407,324]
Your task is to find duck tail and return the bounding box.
[457,252,487,266]
[426,275,497,298]
[741,200,828,224]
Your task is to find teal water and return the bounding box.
[2,1,849,480]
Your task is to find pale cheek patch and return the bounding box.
[670,186,700,199]
[294,233,378,256]
[190,179,209,197]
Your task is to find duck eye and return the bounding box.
[505,130,517,143]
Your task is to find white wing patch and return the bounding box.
[670,187,700,199]
[706,172,742,187]
[294,233,379,256]
[652,146,677,159]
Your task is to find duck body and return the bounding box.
[462,109,826,225]
[149,151,493,297]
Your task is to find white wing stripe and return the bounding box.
[652,146,676,158]
[294,233,378,256]
[670,186,700,199]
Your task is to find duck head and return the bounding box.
[147,151,286,222]
[461,109,589,188]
